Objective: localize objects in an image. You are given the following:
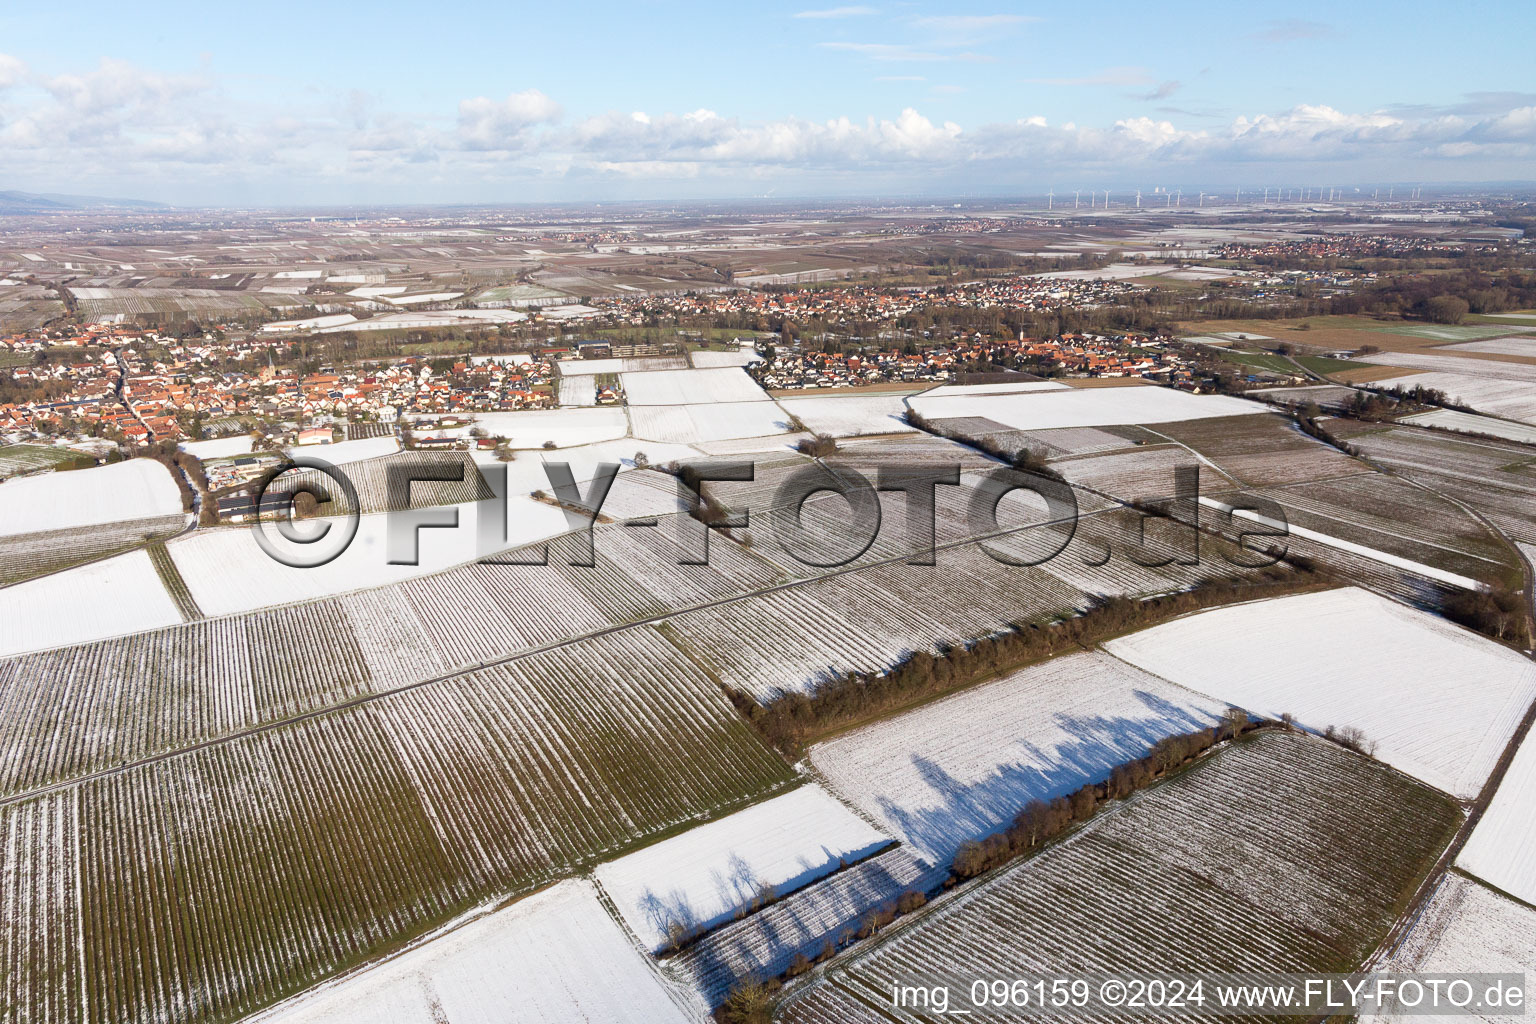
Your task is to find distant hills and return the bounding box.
[0,190,169,213]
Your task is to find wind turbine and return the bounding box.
[1165,190,1173,208]
[1103,190,1111,209]
[1175,189,1183,207]
[1135,189,1142,209]
[1074,190,1081,209]
[1236,188,1242,204]
[1047,189,1054,211]
[1198,191,1205,207]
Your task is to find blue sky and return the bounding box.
[1,0,1533,205]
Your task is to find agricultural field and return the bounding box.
[179,436,256,459]
[1442,336,1536,357]
[777,732,1462,1024]
[287,435,400,465]
[1103,588,1536,799]
[267,452,494,516]
[451,407,629,448]
[627,402,792,444]
[776,394,916,437]
[1456,724,1536,906]
[620,367,773,405]
[0,443,93,477]
[1398,408,1536,445]
[0,627,792,1024]
[1228,472,1516,588]
[1353,356,1536,423]
[1150,411,1363,487]
[689,348,761,368]
[0,458,184,537]
[557,372,598,406]
[167,498,571,617]
[0,549,182,656]
[595,785,891,952]
[810,651,1229,863]
[1365,873,1536,1023]
[1330,422,1536,547]
[906,385,1267,432]
[1052,445,1217,501]
[248,879,702,1024]
[669,848,946,1008]
[0,515,188,585]
[67,286,280,319]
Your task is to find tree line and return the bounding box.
[726,570,1327,757]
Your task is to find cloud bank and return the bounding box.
[1,53,1532,203]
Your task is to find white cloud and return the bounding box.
[3,53,1533,200]
[0,53,27,90]
[457,89,561,149]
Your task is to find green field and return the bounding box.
[1365,323,1516,342]
[0,443,93,476]
[1220,351,1297,374]
[1296,355,1371,374]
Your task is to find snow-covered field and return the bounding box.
[907,386,1265,431]
[1199,498,1486,590]
[249,880,702,1024]
[1364,371,1536,424]
[286,436,400,465]
[1456,724,1536,906]
[1398,408,1536,445]
[594,785,891,952]
[179,436,256,459]
[557,373,597,407]
[918,380,1070,398]
[810,651,1227,862]
[0,458,185,537]
[689,348,761,368]
[1365,874,1536,1023]
[1103,588,1536,799]
[464,407,630,448]
[777,394,917,436]
[1441,336,1536,357]
[627,402,790,444]
[168,497,571,617]
[1357,354,1536,423]
[1029,262,1171,281]
[620,367,770,405]
[0,550,182,655]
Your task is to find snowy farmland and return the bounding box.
[620,367,771,405]
[907,385,1266,432]
[776,394,916,436]
[689,347,761,368]
[1103,588,1536,799]
[285,435,400,465]
[0,628,792,1024]
[595,785,891,952]
[249,880,701,1024]
[0,458,184,537]
[167,498,571,617]
[1365,874,1536,1023]
[1355,357,1536,423]
[779,733,1461,1024]
[179,435,256,459]
[462,407,629,447]
[627,402,790,444]
[0,550,182,656]
[1456,725,1536,906]
[1397,407,1536,445]
[810,651,1228,862]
